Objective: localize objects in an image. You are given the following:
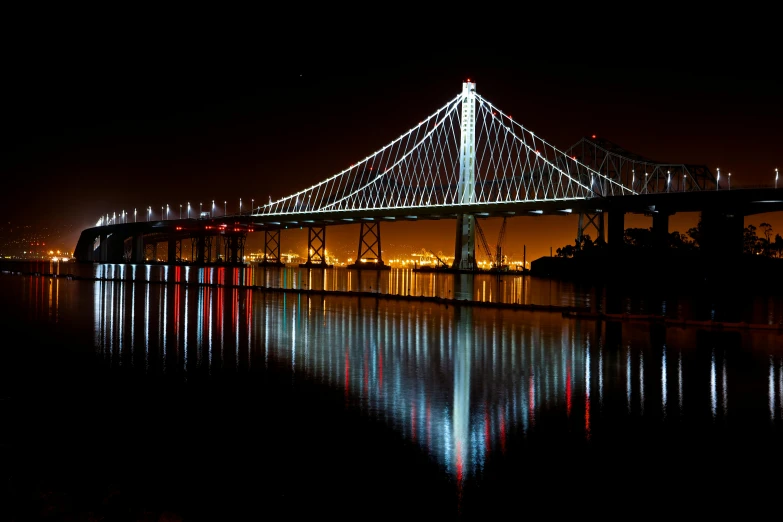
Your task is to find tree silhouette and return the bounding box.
[743,224,759,255]
[773,234,783,259]
[759,223,773,256]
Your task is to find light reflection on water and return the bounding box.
[6,266,783,516]
[9,260,783,324]
[68,276,783,486]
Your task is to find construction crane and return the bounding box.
[476,217,508,270]
[476,219,493,268]
[429,249,449,268]
[495,217,508,269]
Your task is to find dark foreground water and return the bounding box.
[2,267,783,520]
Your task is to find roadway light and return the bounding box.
[667,170,671,192]
[148,207,151,222]
[200,202,203,216]
[728,172,731,190]
[251,198,254,213]
[717,168,720,191]
[239,198,242,214]
[188,202,191,219]
[180,204,182,219]
[134,208,137,222]
[224,200,227,216]
[167,204,170,219]
[645,173,648,193]
[776,168,779,189]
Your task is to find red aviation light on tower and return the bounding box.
[592,134,597,139]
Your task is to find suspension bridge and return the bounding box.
[74,81,783,268]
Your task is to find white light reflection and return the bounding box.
[722,353,728,416]
[678,350,683,414]
[661,345,667,417]
[639,350,644,415]
[779,358,782,419]
[770,355,775,420]
[144,282,150,371]
[626,344,632,413]
[117,279,123,364]
[162,280,168,372]
[93,280,102,352]
[453,308,472,491]
[292,298,297,372]
[711,350,717,419]
[130,280,136,367]
[184,285,189,372]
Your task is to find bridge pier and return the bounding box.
[98,233,108,262]
[222,234,246,264]
[145,242,158,262]
[192,233,214,264]
[651,212,670,249]
[348,221,389,270]
[607,211,625,249]
[96,232,125,263]
[130,233,144,263]
[578,212,605,246]
[299,226,332,268]
[452,214,476,270]
[700,210,744,258]
[259,229,284,266]
[167,238,179,263]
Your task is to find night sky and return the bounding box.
[4,22,781,262]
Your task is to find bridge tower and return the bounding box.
[452,80,477,270]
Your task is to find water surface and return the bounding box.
[2,268,783,519]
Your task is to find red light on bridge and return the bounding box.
[175,226,182,231]
[592,134,596,139]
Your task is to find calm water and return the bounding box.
[2,264,783,520]
[12,259,783,323]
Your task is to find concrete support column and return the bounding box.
[107,234,125,263]
[131,234,144,263]
[195,234,208,264]
[99,233,108,262]
[700,211,744,258]
[607,211,625,249]
[652,212,670,249]
[168,238,177,263]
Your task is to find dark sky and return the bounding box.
[4,19,781,261]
